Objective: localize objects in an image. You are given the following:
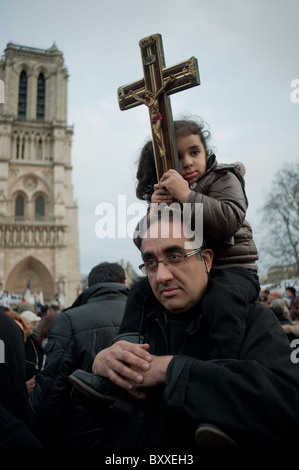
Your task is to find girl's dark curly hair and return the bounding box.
[136,140,158,202]
[135,119,212,202]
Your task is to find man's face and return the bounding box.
[141,219,213,314]
[267,290,280,303]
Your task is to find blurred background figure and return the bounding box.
[259,288,270,306]
[285,287,299,321]
[5,310,43,394]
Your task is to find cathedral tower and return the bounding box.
[0,42,81,307]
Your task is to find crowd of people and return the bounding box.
[0,300,61,395]
[1,117,299,453]
[1,240,298,452]
[258,286,299,341]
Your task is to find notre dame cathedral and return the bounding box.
[0,42,81,307]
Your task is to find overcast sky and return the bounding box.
[1,0,299,276]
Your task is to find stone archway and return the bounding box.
[5,256,54,302]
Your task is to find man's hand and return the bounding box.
[26,375,36,394]
[92,341,152,390]
[92,341,173,399]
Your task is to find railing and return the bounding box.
[1,216,65,225]
[0,222,66,247]
[6,43,48,54]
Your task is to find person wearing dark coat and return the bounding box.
[0,310,29,424]
[29,262,129,448]
[0,310,43,448]
[0,403,43,449]
[69,209,299,451]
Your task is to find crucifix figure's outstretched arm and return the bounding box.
[129,75,173,120]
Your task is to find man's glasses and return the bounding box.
[139,248,203,275]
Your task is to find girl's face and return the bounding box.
[177,134,207,186]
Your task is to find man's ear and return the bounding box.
[202,249,213,273]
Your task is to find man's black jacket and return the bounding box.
[29,282,129,446]
[70,293,299,450]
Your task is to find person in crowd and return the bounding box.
[69,208,299,450]
[4,310,43,394]
[0,402,43,449]
[35,303,61,349]
[29,262,129,448]
[286,287,299,321]
[286,286,296,305]
[258,288,270,306]
[267,289,283,305]
[0,310,29,424]
[269,299,292,325]
[281,321,299,343]
[21,310,41,330]
[48,300,61,316]
[20,311,43,393]
[0,310,43,449]
[266,289,292,321]
[18,301,36,314]
[38,304,49,318]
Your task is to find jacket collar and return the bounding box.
[140,290,203,336]
[206,153,217,173]
[67,282,129,309]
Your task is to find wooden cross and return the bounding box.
[117,33,200,181]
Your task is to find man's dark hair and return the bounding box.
[88,262,126,286]
[133,205,205,251]
[50,303,60,312]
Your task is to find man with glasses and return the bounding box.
[69,208,299,450]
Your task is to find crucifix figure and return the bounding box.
[129,75,174,170]
[118,34,200,180]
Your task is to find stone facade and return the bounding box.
[0,42,81,307]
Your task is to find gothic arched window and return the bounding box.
[18,70,27,119]
[36,73,45,120]
[15,195,24,218]
[35,195,45,219]
[16,136,25,159]
[37,137,43,160]
[21,137,25,159]
[16,136,20,159]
